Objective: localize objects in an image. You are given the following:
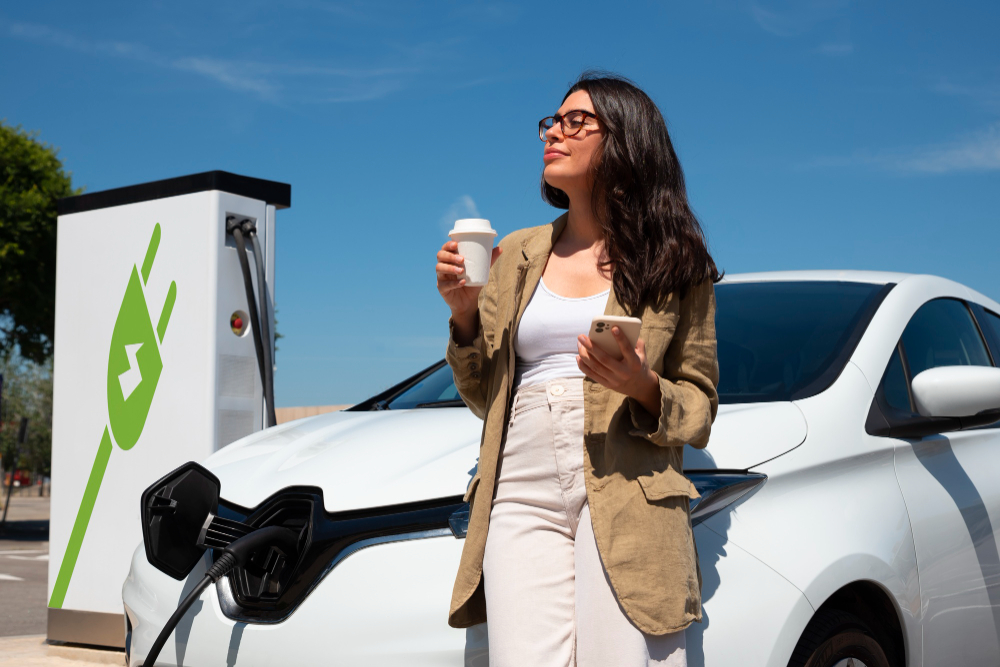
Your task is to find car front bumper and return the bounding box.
[123,524,809,667]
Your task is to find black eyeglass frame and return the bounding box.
[538,110,600,141]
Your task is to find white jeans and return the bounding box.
[482,377,687,667]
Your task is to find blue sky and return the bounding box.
[3,0,998,406]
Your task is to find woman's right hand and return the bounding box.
[436,240,502,317]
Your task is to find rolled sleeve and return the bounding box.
[627,278,720,448]
[446,316,488,419]
[445,259,501,420]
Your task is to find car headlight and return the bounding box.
[450,471,766,540]
[448,505,470,538]
[688,472,767,526]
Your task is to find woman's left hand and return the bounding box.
[577,327,662,416]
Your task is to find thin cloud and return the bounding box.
[807,123,1000,174]
[888,123,1000,173]
[932,80,1000,112]
[749,0,848,37]
[750,0,853,56]
[310,79,406,104]
[173,57,277,97]
[2,18,413,103]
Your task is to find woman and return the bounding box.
[435,72,721,667]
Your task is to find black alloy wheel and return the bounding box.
[789,610,891,667]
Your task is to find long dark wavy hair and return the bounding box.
[542,72,722,314]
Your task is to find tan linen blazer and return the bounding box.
[445,213,720,635]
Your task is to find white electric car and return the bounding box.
[123,271,1000,667]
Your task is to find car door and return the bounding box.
[871,297,1000,664]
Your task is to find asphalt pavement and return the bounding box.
[0,496,51,638]
[0,496,125,664]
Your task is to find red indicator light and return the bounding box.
[230,311,249,336]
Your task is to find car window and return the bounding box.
[882,346,911,412]
[976,309,1000,361]
[900,299,991,377]
[878,298,992,416]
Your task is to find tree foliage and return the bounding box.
[0,122,79,363]
[0,353,53,477]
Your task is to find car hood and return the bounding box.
[204,402,806,513]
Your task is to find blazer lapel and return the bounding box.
[512,213,566,337]
[512,212,626,331]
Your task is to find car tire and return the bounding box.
[789,609,891,667]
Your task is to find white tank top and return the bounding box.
[513,277,611,389]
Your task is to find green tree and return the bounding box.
[0,353,53,479]
[0,122,80,363]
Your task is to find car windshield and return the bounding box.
[375,281,889,409]
[386,364,465,409]
[715,281,888,403]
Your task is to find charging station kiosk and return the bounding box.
[47,172,289,647]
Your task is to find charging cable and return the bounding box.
[247,228,276,428]
[226,217,276,428]
[138,526,297,666]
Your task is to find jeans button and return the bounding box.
[550,384,565,396]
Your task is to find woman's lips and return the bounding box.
[543,151,567,161]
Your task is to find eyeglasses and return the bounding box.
[538,110,600,141]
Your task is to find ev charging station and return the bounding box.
[47,172,289,647]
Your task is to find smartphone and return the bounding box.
[588,316,643,360]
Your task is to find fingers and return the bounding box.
[437,241,467,277]
[490,246,503,267]
[612,326,637,361]
[436,261,464,278]
[437,250,464,269]
[438,278,467,293]
[577,353,613,386]
[577,335,618,384]
[578,334,615,369]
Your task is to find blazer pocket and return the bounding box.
[637,468,701,501]
[463,473,481,503]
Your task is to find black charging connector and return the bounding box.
[226,216,277,428]
[138,526,298,666]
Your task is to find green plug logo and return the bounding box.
[50,224,177,607]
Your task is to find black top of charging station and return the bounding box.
[58,171,292,215]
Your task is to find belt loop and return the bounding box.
[509,392,520,426]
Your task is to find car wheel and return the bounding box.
[789,610,891,667]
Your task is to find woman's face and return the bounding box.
[542,90,603,197]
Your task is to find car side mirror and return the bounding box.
[912,366,1000,419]
[140,462,220,580]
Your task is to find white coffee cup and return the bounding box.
[448,218,497,287]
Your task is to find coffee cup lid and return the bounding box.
[449,218,497,237]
